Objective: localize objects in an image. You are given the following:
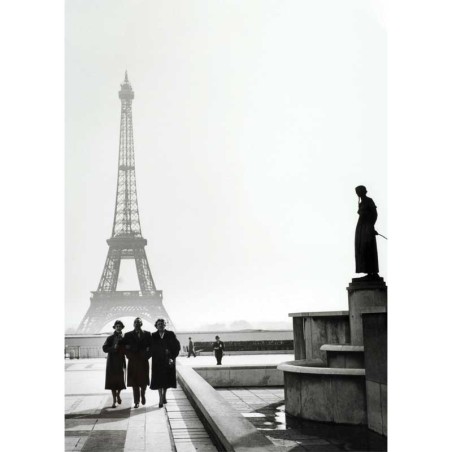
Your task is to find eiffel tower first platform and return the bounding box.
[77,72,173,334]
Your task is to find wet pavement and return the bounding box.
[217,388,387,451]
[66,358,386,451]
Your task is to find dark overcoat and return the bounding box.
[102,333,126,390]
[355,196,379,274]
[213,340,225,358]
[123,330,152,387]
[151,330,181,389]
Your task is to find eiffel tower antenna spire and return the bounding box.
[77,74,173,334]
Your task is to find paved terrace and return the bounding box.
[66,354,385,451]
[65,355,293,451]
[65,359,218,451]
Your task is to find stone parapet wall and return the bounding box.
[177,365,279,451]
[65,330,294,359]
[278,360,367,425]
[194,365,284,387]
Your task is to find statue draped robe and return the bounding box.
[355,196,379,274]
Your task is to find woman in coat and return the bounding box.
[102,320,126,408]
[123,317,152,408]
[150,318,181,407]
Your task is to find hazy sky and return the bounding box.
[65,0,386,332]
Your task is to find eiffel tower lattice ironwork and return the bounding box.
[77,72,173,334]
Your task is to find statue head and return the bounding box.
[355,185,367,197]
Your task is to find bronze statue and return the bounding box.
[355,185,379,277]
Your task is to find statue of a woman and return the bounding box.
[355,185,379,277]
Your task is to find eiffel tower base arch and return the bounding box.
[76,291,174,334]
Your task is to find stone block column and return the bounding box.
[347,278,387,345]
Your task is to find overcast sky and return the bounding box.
[65,0,386,332]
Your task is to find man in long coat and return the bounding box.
[123,317,152,408]
[187,337,196,358]
[213,335,225,365]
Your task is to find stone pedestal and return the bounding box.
[289,311,350,361]
[362,311,387,436]
[320,344,365,369]
[278,361,367,425]
[347,277,387,345]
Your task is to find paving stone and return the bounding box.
[65,435,86,450]
[65,419,97,431]
[145,432,172,449]
[165,405,196,412]
[167,413,199,419]
[71,434,89,450]
[146,424,170,435]
[166,399,192,404]
[169,421,205,429]
[171,429,208,436]
[172,431,210,438]
[124,426,146,444]
[80,430,127,451]
[93,418,129,430]
[172,434,211,440]
[65,436,82,451]
[173,442,218,452]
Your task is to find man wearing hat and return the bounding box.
[212,335,225,365]
[123,318,152,408]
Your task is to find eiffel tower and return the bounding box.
[77,72,173,334]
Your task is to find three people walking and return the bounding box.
[103,317,180,409]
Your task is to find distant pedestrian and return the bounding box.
[213,335,225,365]
[102,320,126,408]
[151,318,181,408]
[123,318,152,408]
[187,337,196,358]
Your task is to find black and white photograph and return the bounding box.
[64,1,388,450]
[3,0,452,451]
